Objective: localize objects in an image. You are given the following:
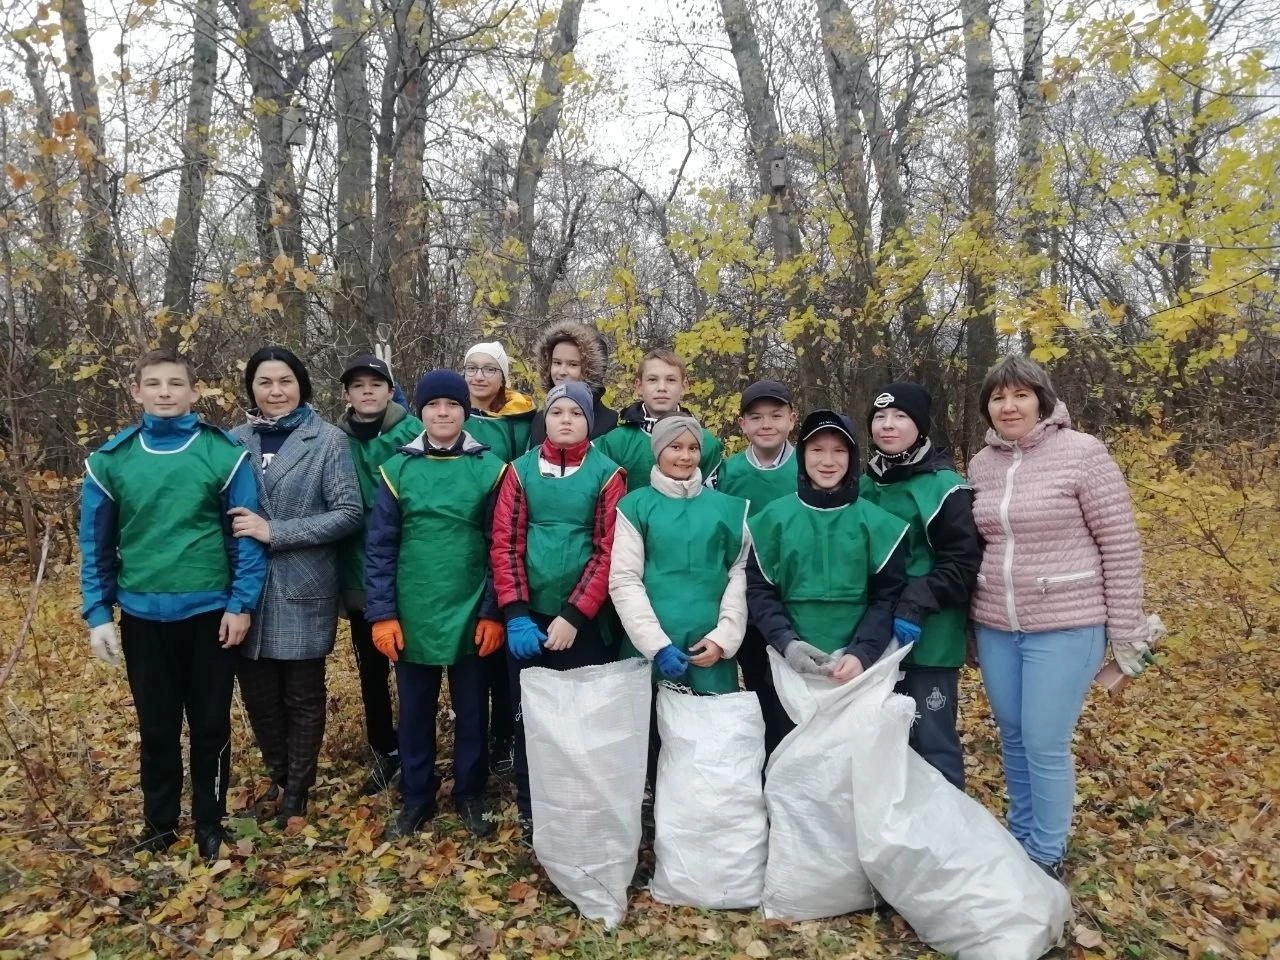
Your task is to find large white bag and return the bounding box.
[849,694,1071,960]
[651,687,767,909]
[760,643,911,920]
[521,658,652,928]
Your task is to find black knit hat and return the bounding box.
[414,369,471,418]
[245,345,312,406]
[868,382,931,438]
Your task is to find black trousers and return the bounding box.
[236,656,327,793]
[121,610,236,830]
[485,638,514,743]
[737,625,791,757]
[507,614,614,819]
[395,654,489,808]
[348,610,398,757]
[896,666,965,790]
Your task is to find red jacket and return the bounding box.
[490,437,626,627]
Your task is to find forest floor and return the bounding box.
[0,508,1276,960]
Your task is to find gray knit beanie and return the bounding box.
[650,414,703,457]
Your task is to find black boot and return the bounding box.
[195,823,229,863]
[359,751,401,796]
[1033,858,1067,884]
[385,801,436,841]
[275,787,309,829]
[457,797,493,839]
[133,822,178,855]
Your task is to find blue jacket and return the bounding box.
[79,413,268,626]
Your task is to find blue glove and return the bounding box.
[507,616,547,660]
[893,617,923,646]
[654,645,690,679]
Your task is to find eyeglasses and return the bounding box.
[463,365,502,377]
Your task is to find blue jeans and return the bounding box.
[976,624,1105,865]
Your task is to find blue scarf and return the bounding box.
[247,403,314,433]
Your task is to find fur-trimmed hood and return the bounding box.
[533,320,607,391]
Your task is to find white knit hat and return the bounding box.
[464,341,510,382]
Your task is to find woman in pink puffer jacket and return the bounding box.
[969,356,1152,883]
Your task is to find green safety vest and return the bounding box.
[512,446,622,617]
[749,495,908,655]
[379,445,506,665]
[618,486,747,694]
[713,448,798,517]
[467,407,536,464]
[859,470,971,667]
[340,412,423,593]
[594,423,724,493]
[86,427,246,595]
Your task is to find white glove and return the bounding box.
[784,639,835,676]
[1109,615,1165,678]
[1110,638,1152,678]
[89,623,122,667]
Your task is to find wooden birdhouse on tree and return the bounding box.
[284,104,307,147]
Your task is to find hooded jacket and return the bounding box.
[859,440,981,667]
[967,401,1145,641]
[745,413,910,668]
[529,320,618,443]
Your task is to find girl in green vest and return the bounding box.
[611,414,751,695]
[489,380,627,833]
[859,383,981,790]
[365,370,509,841]
[461,340,536,775]
[746,410,910,699]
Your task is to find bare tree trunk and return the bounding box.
[387,0,428,342]
[815,0,887,431]
[499,0,586,330]
[719,0,801,262]
[961,0,999,454]
[1017,0,1045,300]
[719,0,820,403]
[14,37,64,347]
[163,0,218,325]
[333,0,374,347]
[229,0,308,344]
[60,0,117,343]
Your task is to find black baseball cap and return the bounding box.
[340,354,393,386]
[799,409,857,449]
[740,380,793,413]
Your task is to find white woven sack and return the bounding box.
[849,694,1072,960]
[651,686,767,909]
[521,658,652,929]
[760,643,911,920]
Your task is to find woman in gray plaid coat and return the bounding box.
[230,346,362,825]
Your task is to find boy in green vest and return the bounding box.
[364,371,508,840]
[490,380,627,833]
[746,410,911,704]
[859,383,980,789]
[336,354,423,795]
[707,379,798,753]
[611,414,751,694]
[594,349,723,492]
[80,347,267,861]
